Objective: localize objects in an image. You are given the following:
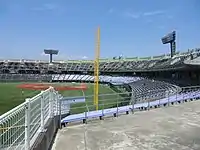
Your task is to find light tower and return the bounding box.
[44,49,59,63]
[161,31,176,58]
[94,27,100,111]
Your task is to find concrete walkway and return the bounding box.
[52,101,200,150]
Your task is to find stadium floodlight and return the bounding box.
[161,31,176,58]
[161,31,176,44]
[44,49,59,63]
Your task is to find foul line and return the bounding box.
[81,89,89,112]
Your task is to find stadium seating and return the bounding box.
[0,50,197,102]
[1,49,200,150]
[129,79,180,102]
[52,74,142,84]
[51,74,180,102]
[0,74,52,81]
[0,73,180,103]
[0,49,200,73]
[61,89,200,123]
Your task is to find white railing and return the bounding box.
[0,87,60,150]
[1,85,199,150]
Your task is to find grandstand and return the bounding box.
[0,48,199,74]
[1,49,200,150]
[0,0,199,148]
[52,74,141,84]
[0,48,200,86]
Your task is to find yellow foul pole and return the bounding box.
[94,27,100,111]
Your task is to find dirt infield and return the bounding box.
[52,100,200,150]
[17,83,87,91]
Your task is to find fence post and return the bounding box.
[182,87,185,102]
[56,92,60,116]
[147,90,150,110]
[131,89,135,113]
[102,103,104,117]
[56,91,59,116]
[167,90,170,106]
[158,99,160,107]
[59,97,62,129]
[165,90,168,106]
[84,111,87,124]
[116,94,119,117]
[101,94,104,117]
[40,91,45,132]
[49,87,54,118]
[176,88,178,104]
[25,98,30,150]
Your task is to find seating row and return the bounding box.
[61,90,200,124]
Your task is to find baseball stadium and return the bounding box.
[1,27,200,150]
[1,2,200,150]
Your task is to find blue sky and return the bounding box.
[0,0,199,60]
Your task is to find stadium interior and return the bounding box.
[1,1,200,148]
[1,48,200,87]
[0,1,199,149]
[1,46,200,149]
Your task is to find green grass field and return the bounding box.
[0,82,120,115]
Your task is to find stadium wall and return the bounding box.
[0,74,52,82]
[31,116,60,150]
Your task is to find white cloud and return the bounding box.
[124,12,140,19]
[81,56,88,59]
[143,10,165,16]
[53,54,89,60]
[123,10,165,20]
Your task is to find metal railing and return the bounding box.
[65,92,129,114]
[61,88,178,116]
[1,85,200,150]
[0,87,60,150]
[60,86,200,124]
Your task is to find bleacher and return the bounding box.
[0,74,52,81]
[0,48,200,74]
[51,74,180,102]
[52,74,142,85]
[61,88,200,124]
[129,79,180,102]
[1,49,200,150]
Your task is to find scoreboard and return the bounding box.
[161,31,176,44]
[161,31,176,57]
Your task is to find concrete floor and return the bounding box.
[52,101,200,150]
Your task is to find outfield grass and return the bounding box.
[0,83,39,115]
[60,83,120,114]
[0,83,119,115]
